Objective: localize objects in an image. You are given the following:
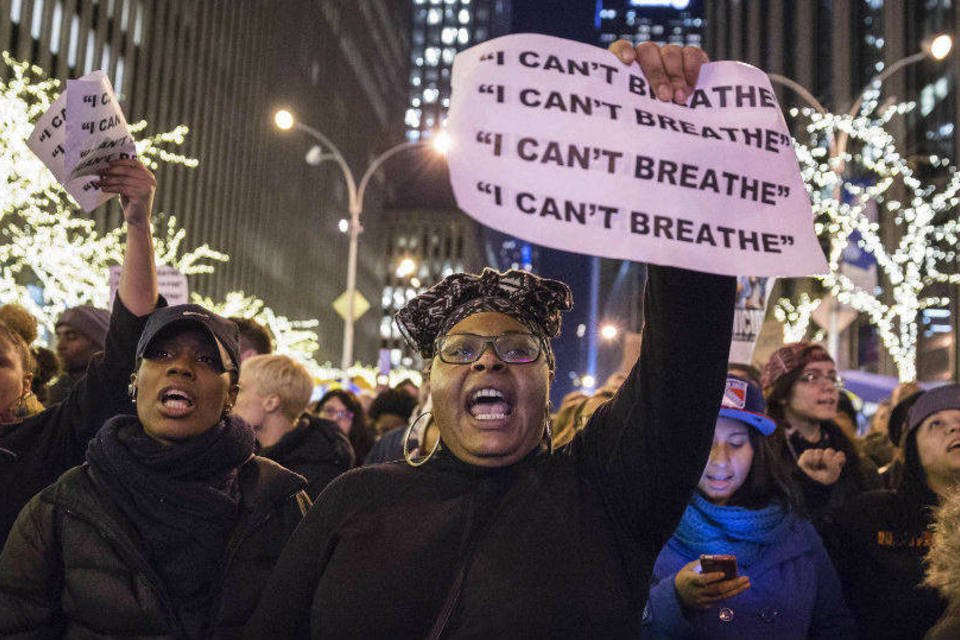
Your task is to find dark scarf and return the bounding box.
[670,493,792,568]
[86,414,256,638]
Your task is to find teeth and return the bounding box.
[475,413,508,421]
[473,388,505,401]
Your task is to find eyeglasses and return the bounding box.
[436,332,542,365]
[320,407,354,421]
[797,371,844,389]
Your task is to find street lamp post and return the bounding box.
[274,110,448,377]
[767,33,953,360]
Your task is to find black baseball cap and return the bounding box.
[136,304,240,372]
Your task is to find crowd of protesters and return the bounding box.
[0,40,958,640]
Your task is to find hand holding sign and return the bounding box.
[446,34,828,277]
[26,70,137,212]
[609,40,709,105]
[95,159,156,226]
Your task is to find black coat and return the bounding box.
[0,295,157,544]
[243,266,737,639]
[259,415,354,500]
[0,456,309,639]
[823,484,946,640]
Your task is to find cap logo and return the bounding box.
[180,311,209,319]
[723,379,748,410]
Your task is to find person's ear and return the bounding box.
[263,394,281,414]
[128,373,138,400]
[227,384,239,407]
[22,371,33,390]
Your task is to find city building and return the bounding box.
[405,0,511,142]
[379,0,514,371]
[3,0,410,366]
[595,0,704,49]
[705,0,960,381]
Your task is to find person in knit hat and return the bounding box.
[760,342,880,530]
[47,305,111,404]
[822,384,960,639]
[643,375,855,639]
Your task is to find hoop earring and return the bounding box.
[404,411,439,467]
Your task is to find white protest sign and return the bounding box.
[447,34,829,277]
[109,265,189,308]
[729,275,775,363]
[26,70,135,212]
[65,71,137,179]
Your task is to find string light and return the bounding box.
[1,53,322,366]
[779,78,960,382]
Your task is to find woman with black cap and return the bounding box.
[243,38,738,640]
[0,312,310,634]
[0,159,162,544]
[643,376,855,639]
[823,384,960,640]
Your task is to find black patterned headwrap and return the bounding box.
[395,268,573,370]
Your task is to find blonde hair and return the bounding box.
[242,354,313,421]
[924,488,960,609]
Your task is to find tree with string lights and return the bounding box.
[787,80,960,381]
[0,52,326,372]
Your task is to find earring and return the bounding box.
[543,405,554,454]
[404,411,439,467]
[12,390,34,419]
[128,382,137,402]
[221,402,234,422]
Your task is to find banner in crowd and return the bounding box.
[446,34,828,277]
[108,265,189,307]
[27,70,137,212]
[729,275,775,364]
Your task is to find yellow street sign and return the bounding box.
[333,290,370,321]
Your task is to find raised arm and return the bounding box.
[102,158,159,315]
[63,159,160,440]
[574,266,736,554]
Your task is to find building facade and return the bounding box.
[595,0,704,49]
[705,0,960,381]
[3,0,410,366]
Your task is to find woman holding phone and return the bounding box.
[642,376,856,639]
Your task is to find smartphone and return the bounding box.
[699,554,738,580]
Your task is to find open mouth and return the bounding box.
[947,441,960,452]
[158,387,195,416]
[467,387,514,421]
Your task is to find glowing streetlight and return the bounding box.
[927,33,953,60]
[271,111,449,378]
[396,257,418,279]
[600,324,619,340]
[338,218,349,234]
[274,109,294,130]
[432,131,452,155]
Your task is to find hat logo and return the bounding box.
[723,379,748,409]
[180,311,209,319]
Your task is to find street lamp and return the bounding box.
[273,109,448,377]
[600,324,619,340]
[767,34,953,359]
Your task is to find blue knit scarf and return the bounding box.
[669,493,791,569]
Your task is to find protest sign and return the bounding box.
[446,34,829,277]
[109,265,189,308]
[729,275,775,364]
[27,70,136,212]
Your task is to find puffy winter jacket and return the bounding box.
[0,456,310,639]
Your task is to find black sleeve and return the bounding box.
[60,293,164,449]
[573,266,736,556]
[243,478,347,639]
